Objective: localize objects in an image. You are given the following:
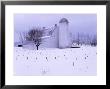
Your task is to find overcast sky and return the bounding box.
[14,14,97,42]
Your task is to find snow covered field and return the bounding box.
[14,46,97,76]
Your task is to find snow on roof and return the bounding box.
[59,18,69,23]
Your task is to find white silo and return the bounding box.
[59,18,70,48]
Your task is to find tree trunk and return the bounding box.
[36,45,39,50]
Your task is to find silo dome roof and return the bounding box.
[59,18,69,23]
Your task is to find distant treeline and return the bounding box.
[72,33,97,46]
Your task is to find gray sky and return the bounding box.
[14,14,97,42]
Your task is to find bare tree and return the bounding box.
[72,32,97,47]
[77,32,80,45]
[91,35,97,46]
[26,28,44,50]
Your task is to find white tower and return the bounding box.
[59,18,70,48]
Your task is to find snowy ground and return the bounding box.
[14,46,97,76]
